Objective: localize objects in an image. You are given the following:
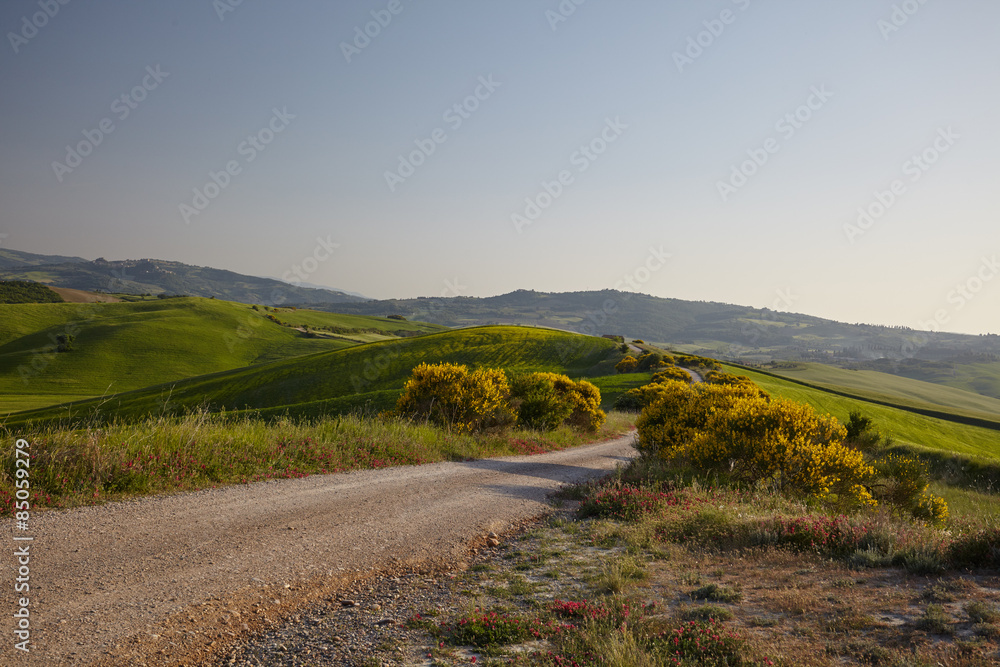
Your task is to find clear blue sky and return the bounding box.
[2,1,998,334]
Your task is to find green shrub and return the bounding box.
[635,352,666,372]
[680,604,735,622]
[966,600,1000,624]
[916,604,952,635]
[443,610,531,647]
[509,372,574,431]
[690,583,742,603]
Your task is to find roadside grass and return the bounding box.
[395,455,1000,666]
[0,411,635,515]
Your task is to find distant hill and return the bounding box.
[0,250,363,305]
[0,248,88,269]
[328,289,1000,392]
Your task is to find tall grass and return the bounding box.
[1,410,635,515]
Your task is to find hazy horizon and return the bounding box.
[2,1,998,335]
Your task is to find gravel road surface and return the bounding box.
[2,435,635,666]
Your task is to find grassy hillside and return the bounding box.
[766,362,1000,421]
[854,357,1000,400]
[6,326,620,427]
[0,298,445,413]
[722,364,1000,461]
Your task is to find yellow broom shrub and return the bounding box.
[395,362,516,433]
[690,396,875,506]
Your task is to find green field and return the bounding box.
[722,364,1000,461]
[928,360,1000,400]
[588,371,660,410]
[766,362,1000,422]
[6,326,620,427]
[0,298,446,413]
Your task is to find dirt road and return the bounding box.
[2,436,635,666]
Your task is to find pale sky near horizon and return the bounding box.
[1,1,998,335]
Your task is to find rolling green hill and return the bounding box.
[764,362,1000,422]
[852,357,1000,402]
[0,298,445,413]
[6,326,620,426]
[721,364,1000,461]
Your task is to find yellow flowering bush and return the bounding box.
[397,364,604,434]
[650,366,693,384]
[913,492,949,526]
[635,383,756,458]
[395,362,516,433]
[690,397,875,506]
[566,378,606,432]
[614,355,638,374]
[704,372,770,398]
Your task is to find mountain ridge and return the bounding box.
[0,249,364,305]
